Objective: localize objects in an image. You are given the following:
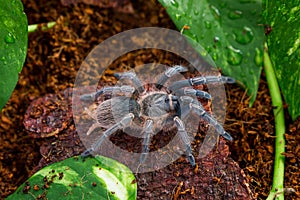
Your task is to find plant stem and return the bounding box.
[28,21,56,33]
[264,43,286,200]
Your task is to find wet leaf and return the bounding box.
[264,1,300,120]
[158,0,264,105]
[0,0,28,110]
[7,156,137,200]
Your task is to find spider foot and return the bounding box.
[221,131,233,141]
[187,153,196,167]
[81,148,94,158]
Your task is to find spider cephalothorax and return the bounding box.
[80,65,234,167]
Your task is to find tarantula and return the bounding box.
[80,65,235,167]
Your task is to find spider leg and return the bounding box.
[81,113,135,158]
[114,71,145,93]
[168,75,235,91]
[80,85,135,101]
[156,65,188,89]
[175,88,211,100]
[190,103,233,141]
[139,119,154,164]
[82,107,102,135]
[174,116,196,167]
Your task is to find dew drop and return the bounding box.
[190,34,199,42]
[254,48,263,66]
[209,5,221,21]
[228,10,243,19]
[175,13,181,20]
[200,50,208,57]
[214,36,220,43]
[233,26,254,44]
[4,33,15,44]
[1,56,7,65]
[249,69,254,75]
[206,46,212,53]
[212,52,218,61]
[213,36,221,48]
[193,9,199,16]
[227,46,243,65]
[204,21,211,29]
[170,0,179,7]
[4,18,14,28]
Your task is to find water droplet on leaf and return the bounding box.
[228,10,243,19]
[193,10,199,16]
[175,13,181,20]
[227,46,243,65]
[206,46,212,53]
[4,33,15,44]
[204,21,211,29]
[214,36,220,43]
[190,34,199,42]
[254,48,263,66]
[233,26,254,44]
[200,50,208,57]
[170,0,179,7]
[213,36,221,48]
[209,5,221,21]
[212,52,218,61]
[249,69,254,75]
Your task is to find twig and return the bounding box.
[264,43,286,200]
[28,21,56,33]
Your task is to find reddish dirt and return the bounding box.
[0,0,299,199]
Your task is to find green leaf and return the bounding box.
[7,156,137,200]
[264,1,300,120]
[0,0,28,110]
[158,0,264,105]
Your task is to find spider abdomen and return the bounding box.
[96,96,140,128]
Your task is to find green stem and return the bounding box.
[28,21,56,33]
[264,43,286,200]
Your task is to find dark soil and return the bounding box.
[0,0,299,199]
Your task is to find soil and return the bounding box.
[0,0,299,199]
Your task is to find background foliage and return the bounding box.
[0,0,28,110]
[159,0,300,120]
